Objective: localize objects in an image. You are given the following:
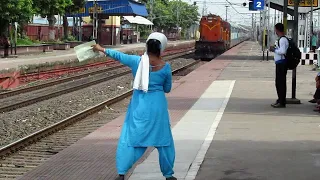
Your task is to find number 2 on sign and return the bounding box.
[256,1,261,7]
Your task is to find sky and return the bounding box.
[181,0,262,25]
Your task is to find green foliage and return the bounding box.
[170,0,199,29]
[62,0,85,40]
[15,36,42,46]
[0,0,34,22]
[33,0,73,18]
[0,0,34,35]
[16,37,35,46]
[142,0,199,31]
[66,35,77,41]
[33,0,73,33]
[43,39,64,44]
[66,0,86,14]
[138,27,152,39]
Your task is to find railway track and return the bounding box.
[0,63,124,99]
[0,60,200,179]
[0,50,193,113]
[0,48,193,99]
[18,60,119,83]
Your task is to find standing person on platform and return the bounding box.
[311,32,318,52]
[309,72,320,105]
[0,34,10,58]
[92,32,176,180]
[269,23,289,108]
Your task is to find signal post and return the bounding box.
[248,0,267,59]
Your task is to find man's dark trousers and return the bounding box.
[276,63,287,105]
[4,44,9,57]
[314,89,320,99]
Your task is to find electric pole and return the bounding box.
[150,0,154,30]
[226,6,229,21]
[290,0,301,103]
[267,0,271,60]
[252,13,254,40]
[93,0,98,41]
[283,0,288,33]
[318,10,320,28]
[310,0,314,48]
[202,0,207,16]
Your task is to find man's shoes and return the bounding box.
[166,177,177,180]
[271,100,279,107]
[271,103,286,108]
[115,175,124,180]
[309,99,317,103]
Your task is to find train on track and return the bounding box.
[195,14,250,60]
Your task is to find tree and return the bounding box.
[142,0,199,36]
[169,0,199,30]
[63,0,86,40]
[0,0,33,36]
[33,0,73,40]
[149,0,173,29]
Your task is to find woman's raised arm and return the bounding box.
[92,44,140,69]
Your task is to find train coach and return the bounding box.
[195,14,249,61]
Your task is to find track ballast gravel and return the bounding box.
[0,58,195,148]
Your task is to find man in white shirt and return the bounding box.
[269,23,289,108]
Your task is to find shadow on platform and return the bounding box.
[168,96,316,118]
[215,55,275,61]
[195,140,320,180]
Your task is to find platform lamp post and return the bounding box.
[266,0,271,61]
[283,0,288,34]
[150,0,154,31]
[14,22,17,55]
[310,0,314,49]
[92,0,98,42]
[291,0,301,103]
[285,0,301,104]
[226,5,229,21]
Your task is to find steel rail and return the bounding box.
[0,50,194,113]
[0,59,199,159]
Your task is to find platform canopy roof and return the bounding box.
[123,16,153,25]
[268,0,320,15]
[230,22,249,31]
[67,0,148,17]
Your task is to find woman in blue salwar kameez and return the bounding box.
[92,32,176,180]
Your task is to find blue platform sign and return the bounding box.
[253,0,265,10]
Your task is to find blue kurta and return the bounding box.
[105,49,173,147]
[106,49,175,177]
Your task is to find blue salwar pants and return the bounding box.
[116,139,175,178]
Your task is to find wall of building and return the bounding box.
[24,24,72,41]
[25,16,139,45]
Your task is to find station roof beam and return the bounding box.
[67,0,148,17]
[267,0,320,14]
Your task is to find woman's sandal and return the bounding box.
[313,105,320,112]
[115,175,124,180]
[166,177,177,180]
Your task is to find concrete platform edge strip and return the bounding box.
[128,80,236,180]
[184,80,236,180]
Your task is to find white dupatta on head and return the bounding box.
[133,32,168,93]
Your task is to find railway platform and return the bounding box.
[19,41,320,180]
[0,40,192,70]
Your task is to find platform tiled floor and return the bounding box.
[19,41,233,180]
[17,41,318,180]
[195,42,320,180]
